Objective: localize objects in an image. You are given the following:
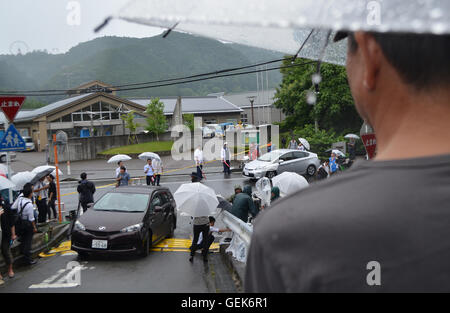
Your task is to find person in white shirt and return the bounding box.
[115,161,127,178]
[298,144,306,151]
[18,184,38,265]
[221,142,231,176]
[194,146,204,180]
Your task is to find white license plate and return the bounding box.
[92,239,108,249]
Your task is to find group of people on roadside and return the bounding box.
[113,159,164,187]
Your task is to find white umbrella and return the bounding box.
[298,138,310,150]
[138,152,161,161]
[344,134,360,140]
[11,171,36,191]
[331,149,346,157]
[107,154,132,164]
[32,165,63,177]
[174,183,219,217]
[272,172,309,197]
[0,176,16,190]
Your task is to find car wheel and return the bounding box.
[0,155,5,163]
[140,232,151,257]
[266,171,277,179]
[307,165,316,176]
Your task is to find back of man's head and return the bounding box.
[23,184,33,198]
[80,172,87,180]
[348,32,450,89]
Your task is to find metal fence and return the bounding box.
[222,210,253,263]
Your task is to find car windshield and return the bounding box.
[93,192,149,213]
[258,150,283,162]
[25,138,33,143]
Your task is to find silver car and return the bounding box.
[243,149,320,179]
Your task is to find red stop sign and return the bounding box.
[361,133,377,159]
[0,96,26,123]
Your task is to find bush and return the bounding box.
[281,124,344,160]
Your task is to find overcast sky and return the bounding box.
[0,0,163,55]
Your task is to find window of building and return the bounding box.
[61,114,72,122]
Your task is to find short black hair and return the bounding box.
[120,166,126,171]
[209,216,216,223]
[48,174,54,180]
[117,161,122,165]
[347,32,450,89]
[80,172,87,180]
[23,183,33,197]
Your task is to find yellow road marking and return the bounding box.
[39,238,219,258]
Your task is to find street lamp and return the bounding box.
[247,96,257,126]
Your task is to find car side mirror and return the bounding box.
[154,206,163,213]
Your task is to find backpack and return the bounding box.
[15,199,33,236]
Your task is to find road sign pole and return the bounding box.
[4,120,12,204]
[53,134,63,223]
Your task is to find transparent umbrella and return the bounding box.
[0,176,16,190]
[174,183,219,217]
[113,0,450,65]
[298,138,310,150]
[11,171,36,191]
[107,154,132,164]
[344,134,360,140]
[138,152,161,161]
[272,172,309,197]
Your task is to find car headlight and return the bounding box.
[120,223,143,233]
[74,221,85,231]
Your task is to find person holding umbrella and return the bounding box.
[173,183,219,263]
[47,174,58,221]
[16,184,38,265]
[221,142,232,176]
[33,176,49,224]
[144,159,155,186]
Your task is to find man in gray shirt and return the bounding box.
[246,31,450,292]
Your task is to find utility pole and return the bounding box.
[247,96,256,126]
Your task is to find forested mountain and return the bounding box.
[0,32,283,107]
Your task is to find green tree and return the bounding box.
[274,57,362,135]
[145,98,167,141]
[183,114,194,131]
[121,110,140,144]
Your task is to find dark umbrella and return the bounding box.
[217,195,232,212]
[30,168,53,185]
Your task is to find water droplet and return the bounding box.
[306,91,317,105]
[312,73,322,84]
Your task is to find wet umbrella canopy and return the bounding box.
[115,0,450,65]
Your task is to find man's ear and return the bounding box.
[353,32,382,91]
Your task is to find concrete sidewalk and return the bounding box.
[11,151,241,182]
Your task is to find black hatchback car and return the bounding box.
[71,186,177,258]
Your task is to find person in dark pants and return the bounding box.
[189,216,210,263]
[47,174,58,220]
[0,196,17,281]
[34,176,49,223]
[77,173,96,213]
[18,184,38,265]
[221,142,232,176]
[192,217,230,255]
[144,159,155,186]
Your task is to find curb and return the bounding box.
[0,223,70,271]
[219,243,246,290]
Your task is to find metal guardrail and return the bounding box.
[222,210,253,250]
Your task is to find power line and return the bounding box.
[1,60,316,97]
[0,57,287,95]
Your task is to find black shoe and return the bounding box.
[203,257,208,263]
[27,260,37,265]
[189,256,193,263]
